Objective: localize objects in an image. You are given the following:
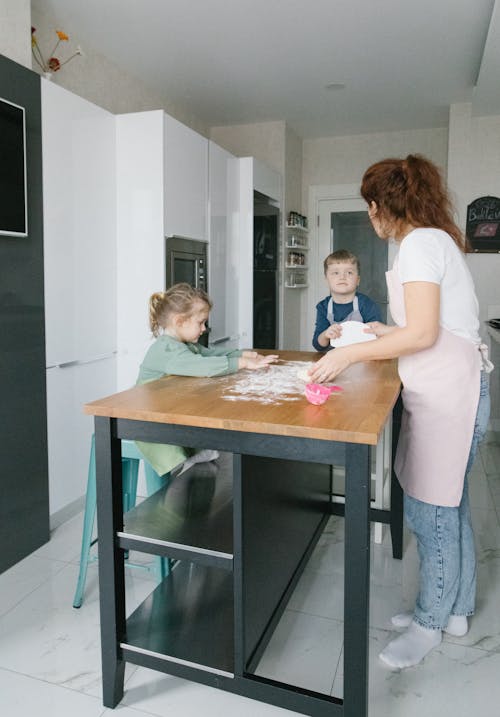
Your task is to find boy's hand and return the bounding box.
[319,323,342,346]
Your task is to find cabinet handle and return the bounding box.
[46,351,117,369]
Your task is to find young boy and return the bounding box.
[312,249,382,351]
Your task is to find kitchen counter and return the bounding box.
[85,350,402,717]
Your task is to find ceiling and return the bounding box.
[32,0,500,139]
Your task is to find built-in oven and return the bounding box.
[165,236,209,345]
[165,236,208,291]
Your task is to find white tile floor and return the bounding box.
[1,432,499,717]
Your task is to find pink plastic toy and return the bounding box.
[305,383,343,405]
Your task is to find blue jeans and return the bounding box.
[404,371,490,630]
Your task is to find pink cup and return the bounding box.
[305,383,342,405]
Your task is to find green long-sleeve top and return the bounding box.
[135,334,243,475]
[137,334,242,384]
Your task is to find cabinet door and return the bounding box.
[208,141,233,344]
[42,82,117,366]
[115,111,165,387]
[164,114,208,241]
[46,358,116,515]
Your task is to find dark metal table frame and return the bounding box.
[94,395,402,717]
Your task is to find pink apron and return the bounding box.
[386,260,481,507]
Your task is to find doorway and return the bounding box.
[318,198,388,321]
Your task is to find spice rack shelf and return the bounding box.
[285,216,309,289]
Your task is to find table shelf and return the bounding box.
[123,562,234,675]
[119,462,233,569]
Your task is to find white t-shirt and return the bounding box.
[397,228,480,344]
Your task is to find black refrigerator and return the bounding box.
[253,196,279,349]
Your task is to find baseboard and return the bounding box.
[50,495,85,530]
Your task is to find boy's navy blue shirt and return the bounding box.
[312,292,382,351]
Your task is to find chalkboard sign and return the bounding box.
[466,196,500,252]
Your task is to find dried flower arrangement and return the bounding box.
[31,27,82,74]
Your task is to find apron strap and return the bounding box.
[327,295,359,324]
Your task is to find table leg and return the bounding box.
[343,442,371,717]
[95,416,126,707]
[390,394,404,560]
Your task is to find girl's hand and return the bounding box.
[242,350,258,358]
[364,321,393,337]
[256,353,279,365]
[308,346,352,383]
[241,354,278,370]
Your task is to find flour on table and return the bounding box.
[221,361,313,404]
[296,363,315,382]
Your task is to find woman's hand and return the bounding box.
[308,346,353,383]
[364,321,394,337]
[242,350,258,358]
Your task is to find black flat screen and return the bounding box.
[0,97,27,236]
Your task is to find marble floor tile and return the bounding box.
[4,449,500,717]
[0,553,67,618]
[122,667,303,716]
[368,627,500,717]
[0,561,148,696]
[32,512,86,564]
[0,666,106,717]
[254,609,343,694]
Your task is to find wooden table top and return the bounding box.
[84,351,400,445]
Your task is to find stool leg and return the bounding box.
[73,437,98,608]
[144,464,171,580]
[122,458,140,513]
[121,458,140,560]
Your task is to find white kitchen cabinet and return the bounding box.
[42,81,117,367]
[41,81,117,520]
[116,111,164,390]
[236,157,282,349]
[208,141,234,346]
[116,111,210,389]
[164,114,208,241]
[46,358,116,516]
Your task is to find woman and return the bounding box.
[309,154,492,669]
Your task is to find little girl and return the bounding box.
[135,282,278,477]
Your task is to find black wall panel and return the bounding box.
[0,53,49,573]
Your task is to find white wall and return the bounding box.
[210,121,286,176]
[302,127,449,206]
[29,4,208,135]
[0,0,31,67]
[448,104,500,337]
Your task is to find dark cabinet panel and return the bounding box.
[0,53,49,572]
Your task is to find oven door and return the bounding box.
[167,249,206,290]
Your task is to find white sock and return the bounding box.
[391,611,468,636]
[391,612,413,629]
[379,620,442,669]
[177,450,220,476]
[445,614,468,636]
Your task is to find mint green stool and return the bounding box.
[72,435,169,608]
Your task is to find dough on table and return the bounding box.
[297,363,315,382]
